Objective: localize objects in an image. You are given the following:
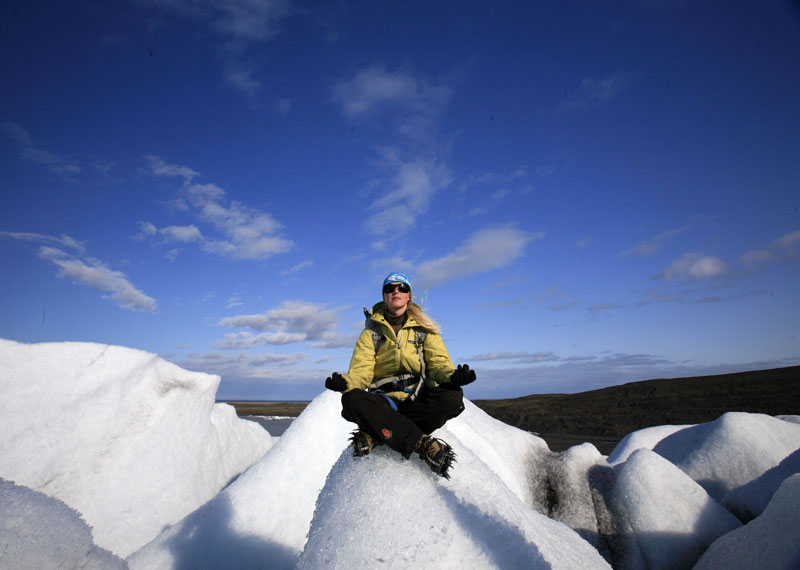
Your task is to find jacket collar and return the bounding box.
[371,302,419,331]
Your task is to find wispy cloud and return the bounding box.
[636,286,762,307]
[137,221,204,244]
[588,303,625,313]
[416,227,542,289]
[333,66,455,237]
[470,353,800,398]
[558,72,632,113]
[223,59,262,99]
[0,231,85,253]
[1,122,80,175]
[145,155,198,183]
[281,260,314,275]
[476,351,671,368]
[334,64,447,137]
[217,331,307,348]
[458,166,529,193]
[469,351,560,363]
[36,247,156,312]
[370,255,414,273]
[219,300,352,348]
[333,66,451,128]
[180,350,313,382]
[225,295,244,309]
[775,229,800,251]
[660,252,728,280]
[143,0,290,97]
[275,98,293,115]
[624,226,688,256]
[741,228,800,269]
[365,156,451,236]
[143,156,293,260]
[1,232,158,312]
[741,249,773,268]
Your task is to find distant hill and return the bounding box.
[474,365,800,453]
[226,366,800,454]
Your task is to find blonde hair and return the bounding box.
[407,301,441,334]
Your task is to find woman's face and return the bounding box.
[383,283,411,315]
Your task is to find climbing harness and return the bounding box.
[363,307,428,402]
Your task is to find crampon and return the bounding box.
[349,429,378,457]
[416,435,456,479]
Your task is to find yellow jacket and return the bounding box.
[343,303,456,400]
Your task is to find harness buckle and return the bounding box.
[369,373,420,394]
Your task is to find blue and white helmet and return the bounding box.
[382,272,413,292]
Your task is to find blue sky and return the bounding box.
[2,1,799,400]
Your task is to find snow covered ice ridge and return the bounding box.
[2,340,800,569]
[0,339,273,558]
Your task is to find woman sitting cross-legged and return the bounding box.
[324,272,476,479]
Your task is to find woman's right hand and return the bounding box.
[324,372,347,392]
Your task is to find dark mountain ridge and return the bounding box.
[474,365,800,453]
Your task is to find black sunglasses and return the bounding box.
[383,283,411,294]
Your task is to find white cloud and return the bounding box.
[0,231,86,254]
[333,67,454,237]
[217,331,307,348]
[334,66,427,117]
[145,155,199,184]
[741,249,773,268]
[775,229,800,252]
[180,350,312,382]
[212,0,289,42]
[224,60,261,99]
[160,225,204,243]
[365,157,451,236]
[219,301,341,346]
[661,252,728,280]
[469,351,560,363]
[225,295,244,309]
[144,156,293,260]
[275,98,292,115]
[1,122,81,175]
[333,66,451,142]
[37,247,156,312]
[459,167,529,193]
[371,256,414,274]
[739,228,800,271]
[281,260,314,275]
[416,227,542,289]
[138,222,204,244]
[558,72,632,112]
[0,121,32,146]
[473,353,800,398]
[136,222,158,238]
[624,226,688,256]
[589,303,625,313]
[144,0,289,97]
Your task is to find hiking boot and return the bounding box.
[416,435,456,479]
[350,430,377,457]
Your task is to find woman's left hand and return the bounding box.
[450,364,476,386]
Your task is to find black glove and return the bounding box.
[325,372,347,392]
[450,364,476,386]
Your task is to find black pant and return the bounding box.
[341,385,465,457]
